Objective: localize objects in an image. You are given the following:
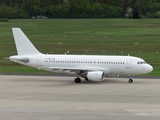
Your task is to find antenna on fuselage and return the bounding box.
[67,50,69,54]
[65,50,70,55]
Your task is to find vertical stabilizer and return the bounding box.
[12,28,41,55]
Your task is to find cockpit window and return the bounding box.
[137,61,146,64]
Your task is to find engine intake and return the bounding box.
[87,71,104,81]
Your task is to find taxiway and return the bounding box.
[0,75,160,120]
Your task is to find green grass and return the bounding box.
[0,19,160,76]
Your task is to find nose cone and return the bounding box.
[147,64,153,73]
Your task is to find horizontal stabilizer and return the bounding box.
[9,56,29,63]
[3,57,9,60]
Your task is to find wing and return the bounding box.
[48,67,103,72]
[48,67,109,73]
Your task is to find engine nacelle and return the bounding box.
[87,71,104,81]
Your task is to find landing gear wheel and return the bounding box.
[74,78,81,83]
[128,79,133,83]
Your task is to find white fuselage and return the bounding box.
[10,54,153,76]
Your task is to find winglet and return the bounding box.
[12,28,41,55]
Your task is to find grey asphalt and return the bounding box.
[0,75,160,120]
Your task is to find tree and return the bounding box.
[133,6,140,19]
[0,0,160,18]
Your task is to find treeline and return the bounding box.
[0,0,160,18]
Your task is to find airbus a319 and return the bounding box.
[10,28,153,83]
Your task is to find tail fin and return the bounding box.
[12,28,41,55]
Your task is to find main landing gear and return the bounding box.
[74,77,81,83]
[128,74,133,83]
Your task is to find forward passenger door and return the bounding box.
[126,58,132,69]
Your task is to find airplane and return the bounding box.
[9,28,153,83]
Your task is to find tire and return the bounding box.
[74,78,81,83]
[129,79,133,83]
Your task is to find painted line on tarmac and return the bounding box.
[0,110,160,117]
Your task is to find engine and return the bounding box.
[87,71,104,81]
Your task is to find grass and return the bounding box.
[0,19,160,76]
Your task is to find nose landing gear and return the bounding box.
[128,74,133,83]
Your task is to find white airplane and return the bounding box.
[10,28,153,83]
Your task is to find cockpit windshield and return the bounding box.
[137,61,146,64]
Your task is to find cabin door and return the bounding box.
[37,56,42,69]
[126,58,132,69]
